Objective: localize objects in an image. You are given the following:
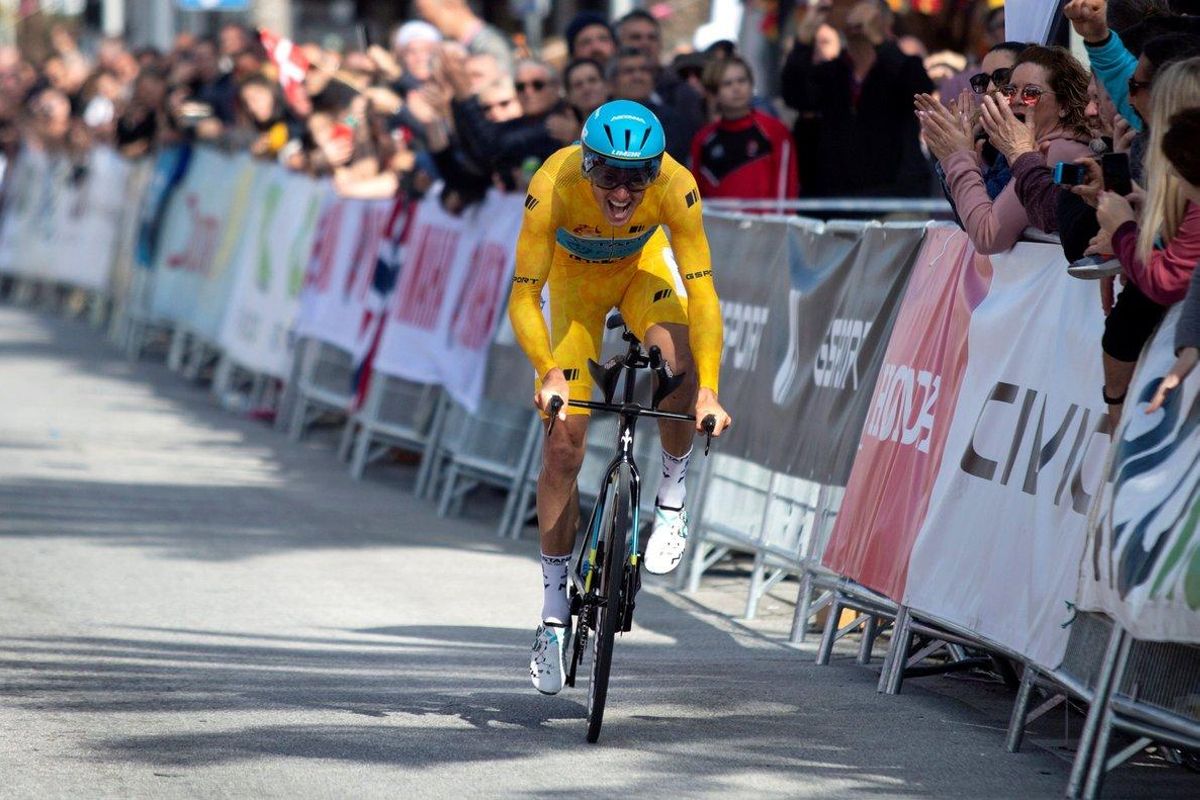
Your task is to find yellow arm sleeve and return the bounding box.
[508,171,559,380]
[663,169,723,394]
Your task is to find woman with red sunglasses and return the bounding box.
[916,45,1093,255]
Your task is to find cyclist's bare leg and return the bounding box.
[643,322,698,455]
[537,414,589,557]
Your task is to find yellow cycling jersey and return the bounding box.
[508,144,723,394]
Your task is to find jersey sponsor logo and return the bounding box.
[814,318,873,391]
[562,368,581,381]
[959,381,1111,516]
[652,288,673,303]
[573,224,603,237]
[512,275,539,285]
[629,225,646,234]
[524,194,540,211]
[684,189,699,208]
[683,269,712,280]
[554,224,657,262]
[721,301,770,372]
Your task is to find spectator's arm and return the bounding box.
[779,42,818,111]
[1087,31,1142,133]
[1011,151,1063,233]
[451,96,500,171]
[940,150,1030,254]
[1175,266,1200,353]
[1112,203,1200,305]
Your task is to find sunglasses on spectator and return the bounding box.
[1128,76,1152,96]
[515,79,548,93]
[1000,84,1054,105]
[969,67,1012,94]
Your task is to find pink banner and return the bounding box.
[822,227,991,599]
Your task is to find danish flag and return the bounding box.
[259,29,310,110]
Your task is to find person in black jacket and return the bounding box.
[780,0,933,197]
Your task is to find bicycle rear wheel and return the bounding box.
[586,468,631,743]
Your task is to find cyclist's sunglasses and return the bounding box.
[582,152,661,191]
[999,84,1055,105]
[969,67,1012,94]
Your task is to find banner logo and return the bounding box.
[165,193,220,274]
[814,318,873,391]
[862,362,940,453]
[721,300,769,372]
[960,381,1110,516]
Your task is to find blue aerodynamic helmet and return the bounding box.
[580,99,666,190]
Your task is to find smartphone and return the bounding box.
[1053,162,1089,186]
[1102,152,1133,196]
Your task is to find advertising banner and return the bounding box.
[903,243,1110,667]
[0,147,133,293]
[822,226,987,599]
[1079,305,1200,644]
[218,166,324,378]
[149,149,256,326]
[293,194,398,361]
[0,147,51,278]
[371,190,472,387]
[698,215,922,480]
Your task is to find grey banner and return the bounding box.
[710,215,924,482]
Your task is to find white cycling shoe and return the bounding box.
[530,620,569,694]
[644,504,689,575]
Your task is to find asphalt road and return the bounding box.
[0,304,1194,799]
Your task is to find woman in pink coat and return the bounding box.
[916,45,1094,255]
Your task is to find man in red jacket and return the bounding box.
[689,56,798,204]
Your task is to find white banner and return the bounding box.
[149,149,257,329]
[1005,0,1059,46]
[293,195,398,361]
[902,243,1111,669]
[1079,305,1200,643]
[0,146,131,293]
[372,189,524,413]
[217,166,324,378]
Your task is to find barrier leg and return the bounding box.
[857,615,878,665]
[789,569,816,644]
[1007,665,1038,753]
[167,326,188,372]
[1080,631,1133,800]
[1067,625,1127,798]
[348,375,383,480]
[437,462,461,517]
[744,551,766,620]
[212,355,235,402]
[336,419,357,462]
[288,393,310,442]
[507,477,536,540]
[814,593,843,666]
[497,418,539,538]
[880,605,913,695]
[414,392,449,500]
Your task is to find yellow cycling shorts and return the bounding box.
[537,229,689,414]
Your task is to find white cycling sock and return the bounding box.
[656,447,691,510]
[540,552,571,624]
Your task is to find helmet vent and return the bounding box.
[638,128,651,150]
[603,124,615,147]
[624,128,632,149]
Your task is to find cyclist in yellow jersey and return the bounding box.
[510,99,731,694]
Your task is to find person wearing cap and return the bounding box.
[511,99,731,695]
[390,20,441,95]
[566,11,616,63]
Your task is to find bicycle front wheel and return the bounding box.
[586,468,631,743]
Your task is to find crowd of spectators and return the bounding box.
[3,1,1200,414]
[0,0,1018,213]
